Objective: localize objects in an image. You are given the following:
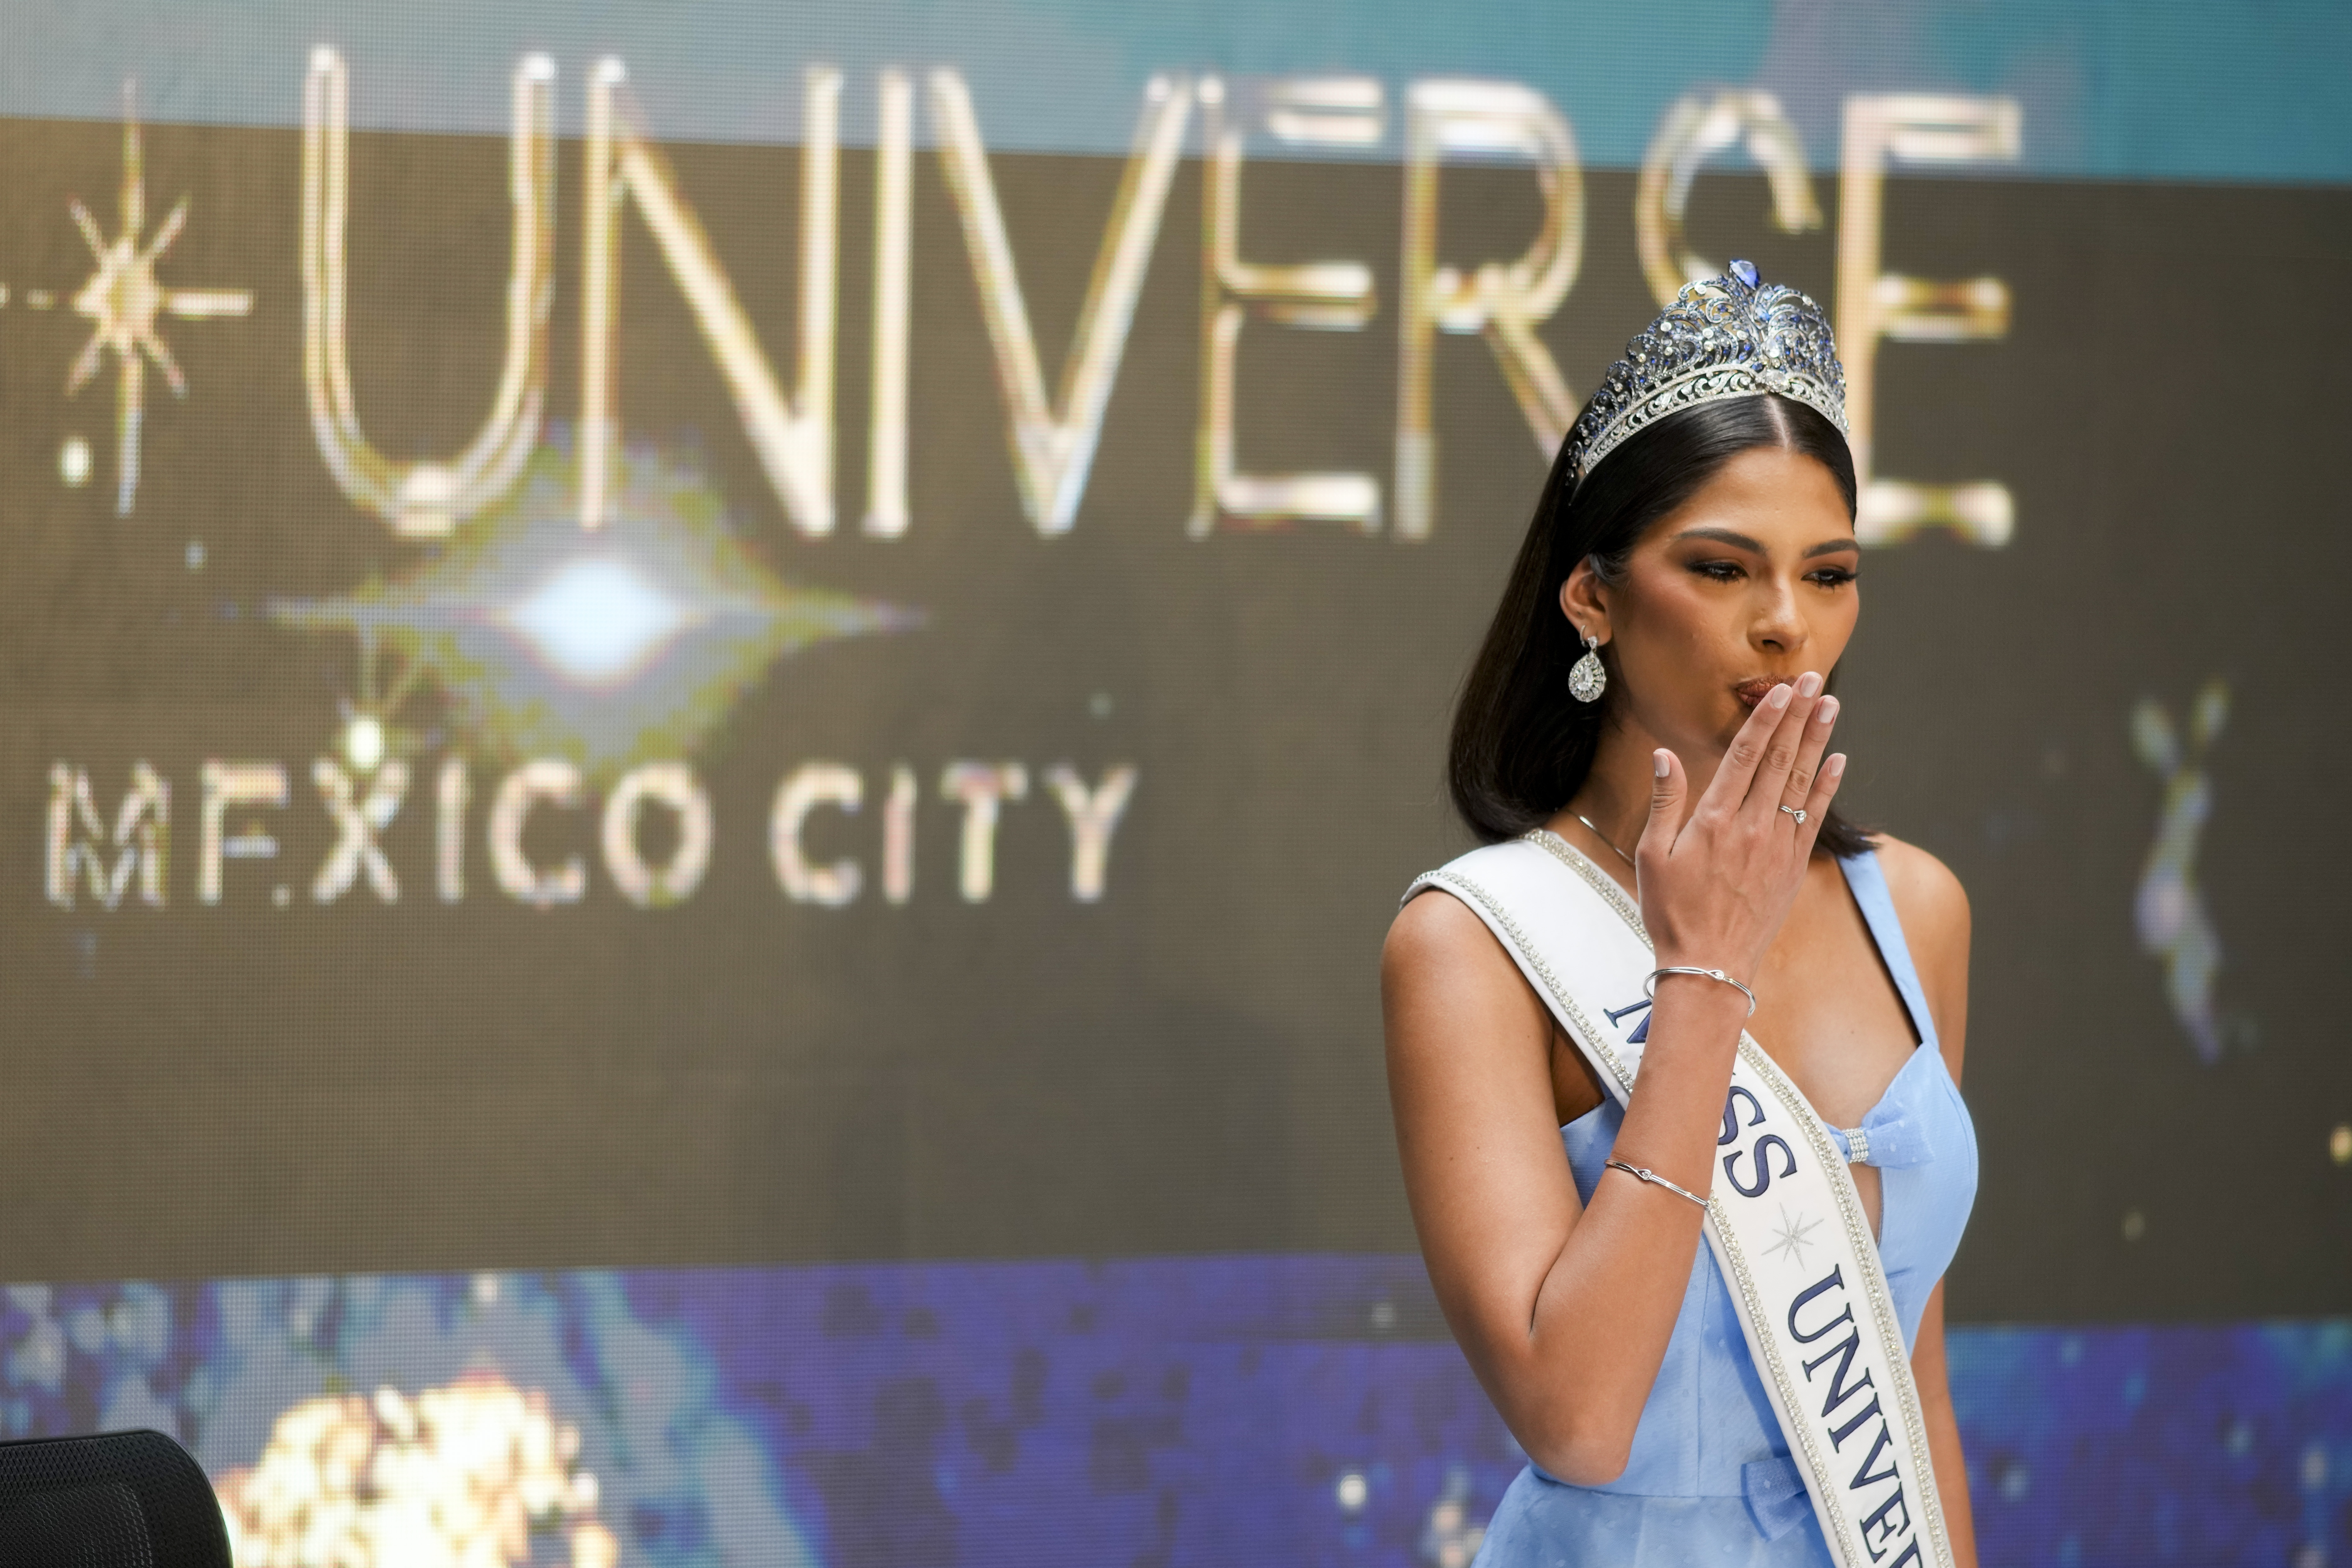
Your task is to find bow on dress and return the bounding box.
[1829,1100,1938,1169]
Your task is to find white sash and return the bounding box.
[1409,832,1954,1568]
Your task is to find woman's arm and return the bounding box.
[1384,678,1845,1484]
[1910,1284,1980,1567]
[1385,891,1749,1483]
[1876,835,1977,1564]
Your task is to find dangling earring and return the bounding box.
[1569,632,1607,703]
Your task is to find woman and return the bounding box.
[1384,264,1978,1567]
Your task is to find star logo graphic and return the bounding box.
[273,440,917,781]
[1764,1204,1822,1269]
[64,83,253,514]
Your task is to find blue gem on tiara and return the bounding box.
[1564,261,1849,484]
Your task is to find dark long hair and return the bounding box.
[1448,393,1870,856]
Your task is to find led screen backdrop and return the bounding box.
[0,3,2347,1564]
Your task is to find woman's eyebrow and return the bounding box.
[1669,526,1859,559]
[1668,526,1764,552]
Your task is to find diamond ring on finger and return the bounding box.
[1779,804,1807,825]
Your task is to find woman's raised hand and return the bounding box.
[1634,672,1846,986]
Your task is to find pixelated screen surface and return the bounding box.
[0,3,2347,1563]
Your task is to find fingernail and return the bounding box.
[1766,683,1792,708]
[1817,696,1840,724]
[1826,753,1846,778]
[1796,671,1823,698]
[1654,750,1671,778]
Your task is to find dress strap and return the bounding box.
[1837,847,1937,1049]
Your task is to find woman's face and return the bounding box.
[1562,445,1860,765]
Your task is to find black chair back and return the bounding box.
[0,1430,230,1568]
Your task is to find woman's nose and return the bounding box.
[1752,583,1808,651]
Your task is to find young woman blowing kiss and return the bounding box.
[1386,265,1978,1567]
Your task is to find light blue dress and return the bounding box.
[1473,849,1979,1567]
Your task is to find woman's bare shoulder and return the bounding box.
[1385,883,1507,979]
[1864,833,1970,951]
[1864,833,1971,1071]
[1382,886,1547,1031]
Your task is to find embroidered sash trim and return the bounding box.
[1408,832,1954,1568]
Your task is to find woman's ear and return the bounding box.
[1559,558,1612,645]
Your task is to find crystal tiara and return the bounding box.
[1564,259,1849,484]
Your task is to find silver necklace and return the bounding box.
[1572,812,1636,867]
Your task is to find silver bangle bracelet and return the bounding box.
[1643,965,1757,1017]
[1603,1158,1711,1209]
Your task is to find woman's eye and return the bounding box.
[1807,568,1858,588]
[1691,560,1742,581]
